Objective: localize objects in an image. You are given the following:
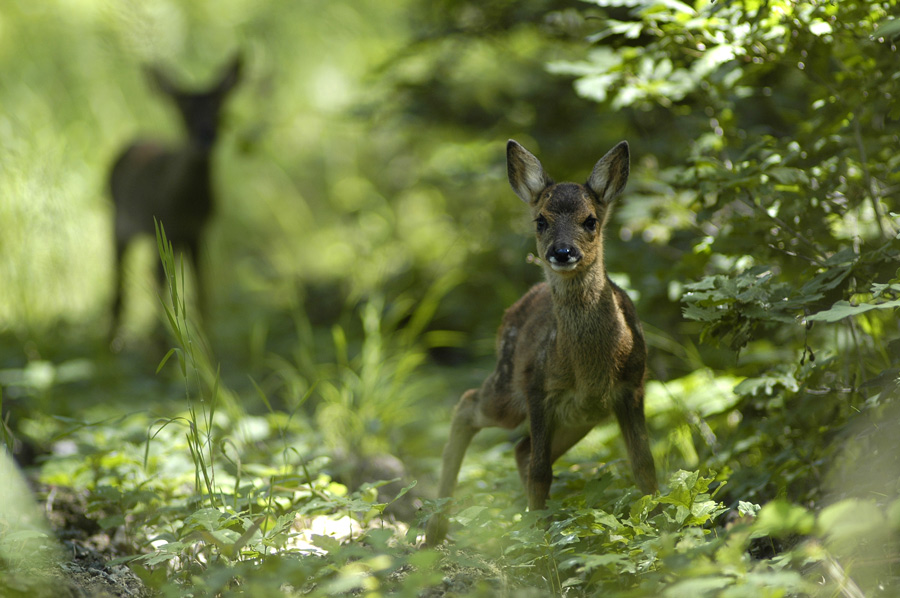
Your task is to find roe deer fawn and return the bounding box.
[108,56,241,343]
[425,140,657,545]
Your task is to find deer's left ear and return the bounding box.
[587,141,629,204]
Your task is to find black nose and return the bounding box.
[548,245,579,263]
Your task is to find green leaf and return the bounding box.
[738,501,761,518]
[817,499,885,542]
[310,534,342,553]
[682,304,723,322]
[875,17,900,41]
[806,299,900,322]
[767,166,809,185]
[564,552,629,574]
[692,44,737,78]
[734,370,799,397]
[185,508,226,532]
[808,21,832,37]
[455,505,489,526]
[753,500,814,537]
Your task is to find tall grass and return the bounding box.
[315,270,462,459]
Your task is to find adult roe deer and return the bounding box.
[108,56,241,343]
[425,139,657,545]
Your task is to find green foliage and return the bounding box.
[2,0,900,596]
[417,465,900,596]
[315,272,461,458]
[806,282,900,323]
[556,0,899,306]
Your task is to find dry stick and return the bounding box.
[766,243,824,267]
[822,550,866,598]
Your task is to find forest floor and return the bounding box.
[5,485,150,598]
[3,319,898,597]
[21,482,498,598]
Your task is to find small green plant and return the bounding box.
[316,271,461,460]
[80,223,446,595]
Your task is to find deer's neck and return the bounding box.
[167,145,213,186]
[548,261,627,358]
[547,262,611,315]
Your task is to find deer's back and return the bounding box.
[110,141,213,245]
[483,280,645,428]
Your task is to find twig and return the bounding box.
[822,551,866,598]
[766,243,823,266]
[738,192,827,266]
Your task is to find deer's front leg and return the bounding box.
[524,389,553,511]
[613,385,657,495]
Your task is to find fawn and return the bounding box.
[108,56,241,343]
[425,140,657,545]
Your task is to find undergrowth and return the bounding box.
[1,225,895,598]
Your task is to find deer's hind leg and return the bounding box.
[426,380,524,545]
[426,388,480,546]
[435,389,481,502]
[108,241,129,348]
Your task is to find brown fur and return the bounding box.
[108,56,241,345]
[425,140,657,546]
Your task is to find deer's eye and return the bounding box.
[583,215,598,232]
[535,215,549,234]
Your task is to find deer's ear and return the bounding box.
[507,140,553,203]
[216,54,242,93]
[587,141,630,204]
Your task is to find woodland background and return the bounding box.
[1,1,899,596]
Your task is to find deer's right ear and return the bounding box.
[507,140,552,203]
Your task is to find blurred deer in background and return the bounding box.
[426,139,657,545]
[108,55,241,345]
